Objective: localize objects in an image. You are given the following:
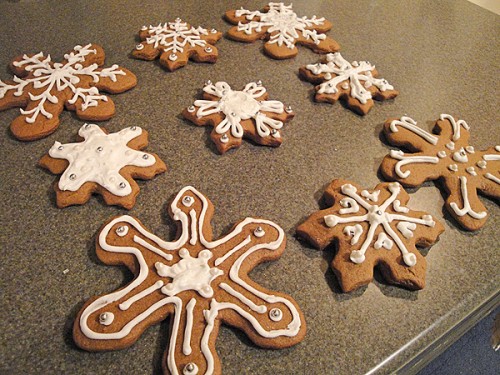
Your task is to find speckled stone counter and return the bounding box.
[0,1,498,374]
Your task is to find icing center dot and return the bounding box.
[221,90,260,120]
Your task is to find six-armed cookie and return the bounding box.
[131,18,222,71]
[225,2,340,59]
[380,114,499,231]
[183,80,294,154]
[0,44,137,141]
[299,52,398,115]
[39,124,166,209]
[297,180,444,292]
[73,186,306,375]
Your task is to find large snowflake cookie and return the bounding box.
[73,186,306,375]
[39,124,166,209]
[183,80,294,154]
[299,52,398,115]
[0,44,137,141]
[380,114,499,231]
[296,180,444,292]
[225,2,340,60]
[131,18,222,71]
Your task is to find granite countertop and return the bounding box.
[0,1,498,374]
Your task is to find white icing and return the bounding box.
[253,227,265,237]
[483,154,500,161]
[466,167,477,176]
[388,116,438,145]
[446,142,455,150]
[99,312,114,326]
[389,150,439,178]
[465,146,475,153]
[324,183,434,266]
[343,224,363,245]
[449,176,487,219]
[361,189,380,202]
[452,147,468,163]
[220,283,267,313]
[155,249,223,298]
[236,3,327,49]
[439,114,470,141]
[182,298,196,355]
[485,173,500,184]
[477,160,487,169]
[116,225,129,237]
[437,151,447,158]
[393,200,409,213]
[119,280,164,310]
[183,363,198,375]
[48,124,156,196]
[1,44,125,123]
[397,222,417,239]
[307,52,394,104]
[448,164,458,172]
[339,197,359,214]
[193,81,285,139]
[142,19,209,54]
[269,308,283,322]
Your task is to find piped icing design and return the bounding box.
[0,44,137,140]
[74,186,305,375]
[132,18,222,71]
[381,114,499,230]
[299,52,398,115]
[296,180,444,292]
[225,2,340,59]
[183,81,294,154]
[39,124,166,209]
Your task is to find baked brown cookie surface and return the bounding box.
[299,52,398,115]
[73,186,306,375]
[225,2,340,59]
[183,80,294,154]
[131,18,222,71]
[39,124,166,209]
[0,44,137,141]
[380,114,500,231]
[297,180,444,292]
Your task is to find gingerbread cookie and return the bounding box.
[225,2,340,59]
[0,44,137,141]
[73,186,306,375]
[39,124,166,209]
[183,80,294,154]
[297,180,444,292]
[131,18,222,71]
[299,52,398,115]
[380,114,500,231]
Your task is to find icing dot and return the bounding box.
[446,142,455,150]
[96,146,103,152]
[204,47,213,53]
[376,210,383,215]
[204,80,212,86]
[99,312,114,326]
[271,129,280,138]
[341,82,349,90]
[210,29,217,34]
[324,72,332,80]
[183,362,198,375]
[187,105,196,113]
[141,26,148,31]
[256,80,263,86]
[131,126,137,131]
[269,308,283,322]
[135,44,144,50]
[182,195,194,207]
[69,173,76,180]
[230,112,236,117]
[253,226,265,237]
[119,182,126,189]
[465,146,475,153]
[84,124,92,129]
[352,61,359,67]
[285,105,293,113]
[57,145,64,150]
[466,167,477,176]
[448,164,458,172]
[142,154,149,160]
[437,151,447,158]
[477,160,487,169]
[169,53,178,61]
[116,225,129,236]
[220,134,229,143]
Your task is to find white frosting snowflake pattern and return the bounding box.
[324,182,435,266]
[235,3,327,49]
[306,52,394,104]
[382,114,500,229]
[193,81,286,139]
[75,186,304,375]
[0,44,125,124]
[47,124,156,196]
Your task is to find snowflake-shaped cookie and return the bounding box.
[73,186,305,375]
[380,114,500,231]
[225,2,340,59]
[297,180,444,292]
[183,80,294,154]
[0,44,137,141]
[39,124,166,209]
[132,18,222,71]
[299,52,398,115]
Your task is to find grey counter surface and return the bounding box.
[0,1,498,374]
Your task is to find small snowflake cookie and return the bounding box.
[225,2,340,59]
[73,186,306,375]
[296,180,444,292]
[299,52,398,115]
[0,44,137,141]
[183,80,294,154]
[131,18,222,71]
[380,114,499,231]
[39,124,166,209]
